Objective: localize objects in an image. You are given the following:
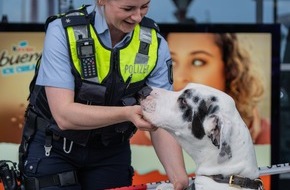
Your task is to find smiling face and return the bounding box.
[167,33,226,92]
[102,0,150,34]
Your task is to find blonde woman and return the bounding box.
[18,1,188,189]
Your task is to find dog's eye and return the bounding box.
[193,96,200,103]
[211,96,217,102]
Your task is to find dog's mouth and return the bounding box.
[140,96,156,113]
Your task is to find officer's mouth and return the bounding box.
[124,20,138,27]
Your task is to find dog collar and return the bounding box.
[208,174,264,189]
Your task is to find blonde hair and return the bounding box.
[214,33,264,126]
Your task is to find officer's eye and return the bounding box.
[141,4,149,10]
[123,7,133,11]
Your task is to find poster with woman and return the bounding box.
[0,23,280,190]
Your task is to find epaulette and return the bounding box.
[44,5,95,31]
[140,17,160,33]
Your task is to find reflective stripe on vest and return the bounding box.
[119,25,158,83]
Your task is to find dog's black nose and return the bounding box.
[137,86,153,100]
[122,86,153,106]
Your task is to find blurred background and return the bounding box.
[1,0,290,60]
[0,0,290,189]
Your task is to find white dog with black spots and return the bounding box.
[139,83,264,190]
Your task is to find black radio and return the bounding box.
[76,37,97,79]
[0,160,22,190]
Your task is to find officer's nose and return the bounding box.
[131,9,142,23]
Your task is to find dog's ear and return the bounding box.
[205,114,232,164]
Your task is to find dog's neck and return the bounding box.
[172,128,260,180]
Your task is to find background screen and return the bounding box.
[0,23,281,190]
[0,24,45,144]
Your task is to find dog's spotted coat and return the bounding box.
[140,83,263,190]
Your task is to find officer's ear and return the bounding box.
[98,0,105,6]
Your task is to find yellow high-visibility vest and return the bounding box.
[66,19,159,85]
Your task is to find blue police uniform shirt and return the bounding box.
[36,5,173,91]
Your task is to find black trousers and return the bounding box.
[22,130,134,190]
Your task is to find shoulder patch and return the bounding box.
[45,5,94,31]
[61,15,91,28]
[140,17,160,32]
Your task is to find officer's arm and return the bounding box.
[150,129,189,190]
[45,86,157,131]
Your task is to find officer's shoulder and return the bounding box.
[45,5,93,31]
[140,17,160,32]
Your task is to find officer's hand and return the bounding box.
[174,182,189,190]
[127,105,158,132]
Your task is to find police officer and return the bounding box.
[19,0,189,189]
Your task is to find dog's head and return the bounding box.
[140,83,247,164]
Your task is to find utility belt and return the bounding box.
[48,123,137,154]
[23,171,78,190]
[29,109,137,148]
[87,124,137,147]
[24,110,137,148]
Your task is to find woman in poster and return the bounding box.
[166,33,270,144]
